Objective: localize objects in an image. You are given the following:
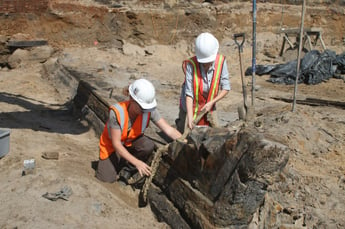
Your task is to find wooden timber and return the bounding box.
[277,27,326,56]
[272,97,345,109]
[73,80,110,136]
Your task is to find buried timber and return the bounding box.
[144,126,290,228]
[1,1,345,228]
[72,79,290,228]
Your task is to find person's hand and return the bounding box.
[202,101,214,112]
[135,160,152,177]
[187,116,195,130]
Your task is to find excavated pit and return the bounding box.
[71,78,290,228]
[1,1,345,228]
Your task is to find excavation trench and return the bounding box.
[1,1,345,228]
[72,80,290,228]
[0,34,294,228]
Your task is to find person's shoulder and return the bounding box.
[184,56,197,61]
[111,101,129,108]
[151,109,160,116]
[150,109,162,121]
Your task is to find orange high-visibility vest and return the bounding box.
[99,101,150,160]
[185,54,225,126]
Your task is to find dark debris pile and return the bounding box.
[245,49,345,85]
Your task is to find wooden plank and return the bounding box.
[148,184,191,229]
[7,40,48,47]
[277,27,322,35]
[272,97,345,109]
[73,80,110,124]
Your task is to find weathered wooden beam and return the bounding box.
[150,128,289,228]
[148,184,191,229]
[72,80,110,136]
[272,97,345,109]
[73,80,110,124]
[7,40,48,48]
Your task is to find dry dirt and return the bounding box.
[0,0,345,228]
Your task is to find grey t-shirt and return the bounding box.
[107,108,161,136]
[180,59,231,112]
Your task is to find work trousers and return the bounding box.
[95,135,155,183]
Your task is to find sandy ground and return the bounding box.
[1,0,345,228]
[0,64,169,228]
[1,43,345,228]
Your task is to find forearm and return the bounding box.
[155,118,182,140]
[165,126,182,140]
[209,89,229,106]
[110,128,141,167]
[109,121,151,177]
[186,95,194,120]
[113,141,141,167]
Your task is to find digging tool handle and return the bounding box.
[178,109,207,141]
[234,33,248,110]
[234,33,245,53]
[138,109,207,207]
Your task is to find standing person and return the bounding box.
[96,78,182,184]
[176,32,231,133]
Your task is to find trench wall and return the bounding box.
[0,0,49,13]
[0,0,344,14]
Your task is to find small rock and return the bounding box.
[42,151,59,160]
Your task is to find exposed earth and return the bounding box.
[0,0,345,228]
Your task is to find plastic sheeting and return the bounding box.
[245,50,345,85]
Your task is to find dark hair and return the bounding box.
[122,86,129,96]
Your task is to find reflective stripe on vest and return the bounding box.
[208,55,225,102]
[113,102,150,145]
[188,54,225,119]
[113,103,125,134]
[99,101,150,160]
[113,103,149,136]
[141,113,149,132]
[188,56,203,119]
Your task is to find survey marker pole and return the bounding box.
[292,0,306,112]
[251,0,257,107]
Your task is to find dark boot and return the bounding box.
[118,164,137,185]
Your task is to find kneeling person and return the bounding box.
[96,78,182,183]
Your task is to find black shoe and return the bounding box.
[128,172,146,189]
[118,168,131,185]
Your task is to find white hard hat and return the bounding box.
[195,32,219,63]
[129,79,157,111]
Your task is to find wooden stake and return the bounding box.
[139,109,207,207]
[292,0,306,112]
